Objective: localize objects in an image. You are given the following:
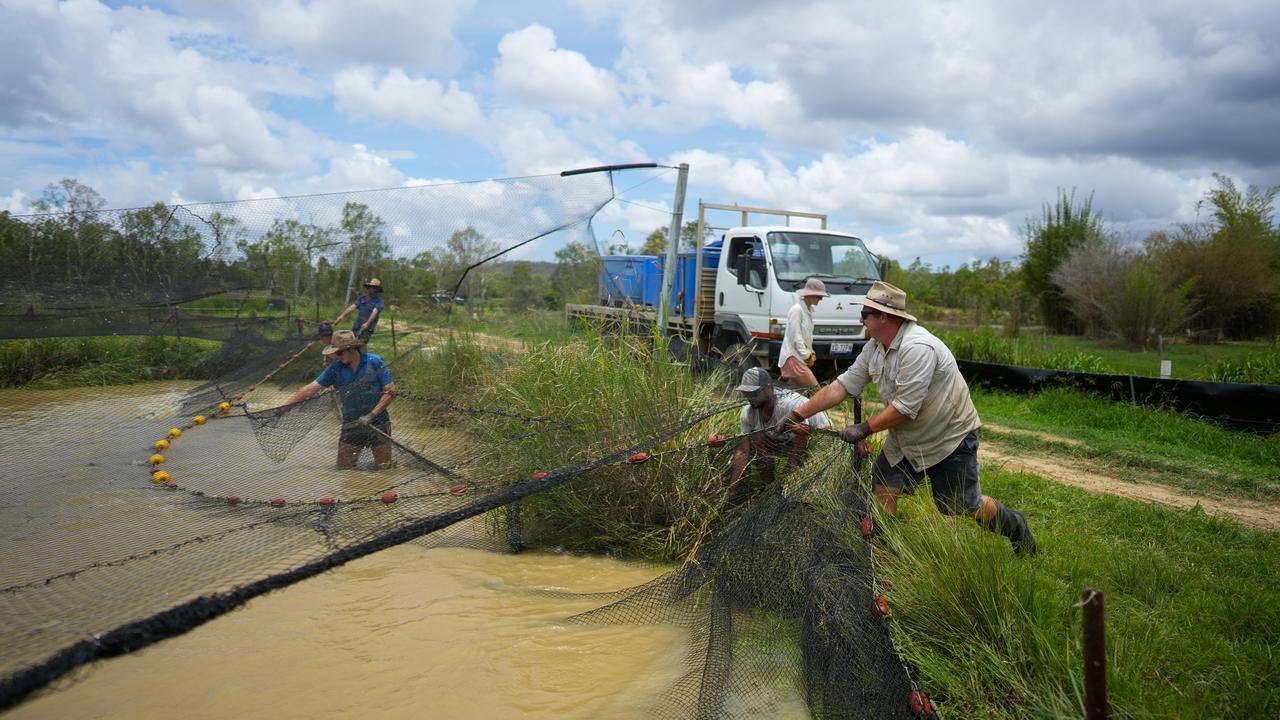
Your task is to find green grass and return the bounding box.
[971,387,1280,502]
[936,327,1278,381]
[840,467,1280,719]
[0,336,221,389]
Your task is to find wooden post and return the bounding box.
[391,316,398,355]
[1081,588,1108,720]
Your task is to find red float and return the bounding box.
[859,516,874,538]
[166,482,178,489]
[318,497,335,506]
[875,596,890,617]
[449,484,467,495]
[627,452,649,464]
[909,690,936,717]
[226,496,241,504]
[381,491,398,504]
[706,434,727,448]
[530,471,549,481]
[270,498,286,507]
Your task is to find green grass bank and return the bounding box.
[0,336,220,389]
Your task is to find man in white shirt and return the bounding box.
[784,281,1036,555]
[726,367,831,503]
[777,278,829,387]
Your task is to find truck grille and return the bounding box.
[814,324,860,337]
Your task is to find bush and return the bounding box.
[1053,240,1192,348]
[1022,189,1105,334]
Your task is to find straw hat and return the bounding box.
[861,281,917,322]
[797,277,830,299]
[363,278,383,292]
[322,330,365,356]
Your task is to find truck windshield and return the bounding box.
[767,231,880,287]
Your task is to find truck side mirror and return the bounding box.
[878,257,890,280]
[736,253,751,285]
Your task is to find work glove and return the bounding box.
[805,352,816,367]
[356,412,375,426]
[839,421,872,445]
[781,410,809,434]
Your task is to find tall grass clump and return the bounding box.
[822,468,1280,719]
[1203,340,1280,384]
[0,336,219,388]
[479,327,740,560]
[391,329,491,401]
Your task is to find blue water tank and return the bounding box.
[600,255,661,307]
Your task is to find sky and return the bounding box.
[2,0,1278,268]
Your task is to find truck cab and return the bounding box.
[712,226,883,371]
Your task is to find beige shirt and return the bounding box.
[777,300,814,369]
[835,321,980,471]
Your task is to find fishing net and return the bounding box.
[0,172,938,719]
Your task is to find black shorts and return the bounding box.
[340,415,390,448]
[870,430,983,515]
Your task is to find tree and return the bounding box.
[441,227,499,303]
[31,179,108,285]
[1022,189,1105,333]
[506,261,545,311]
[550,241,598,305]
[1052,237,1191,347]
[1149,174,1280,339]
[339,202,389,304]
[641,221,702,255]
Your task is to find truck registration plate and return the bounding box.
[831,342,854,355]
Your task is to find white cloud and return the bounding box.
[493,24,621,114]
[2,189,30,214]
[168,0,476,73]
[333,66,486,136]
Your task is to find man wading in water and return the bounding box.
[285,330,397,469]
[783,281,1036,555]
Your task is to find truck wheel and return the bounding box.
[715,342,759,385]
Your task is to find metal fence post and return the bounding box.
[1081,588,1108,719]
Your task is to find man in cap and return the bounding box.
[777,277,830,388]
[284,330,397,469]
[784,281,1036,554]
[335,278,384,342]
[316,321,337,365]
[725,367,831,503]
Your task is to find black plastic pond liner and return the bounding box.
[957,359,1280,433]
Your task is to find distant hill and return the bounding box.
[490,260,558,278]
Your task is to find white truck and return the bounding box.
[568,202,887,374]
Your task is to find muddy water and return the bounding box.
[2,383,807,719]
[11,545,689,719]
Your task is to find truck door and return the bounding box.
[717,234,771,339]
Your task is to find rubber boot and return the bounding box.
[978,500,1037,556]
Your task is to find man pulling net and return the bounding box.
[725,367,831,504]
[285,329,397,469]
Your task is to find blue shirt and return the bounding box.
[353,294,384,334]
[315,352,392,422]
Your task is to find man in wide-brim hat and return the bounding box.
[284,329,397,469]
[335,278,384,342]
[777,277,830,388]
[781,281,1037,555]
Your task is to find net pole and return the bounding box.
[657,163,688,331]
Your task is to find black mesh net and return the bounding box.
[0,172,936,719]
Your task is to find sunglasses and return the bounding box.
[860,309,882,319]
